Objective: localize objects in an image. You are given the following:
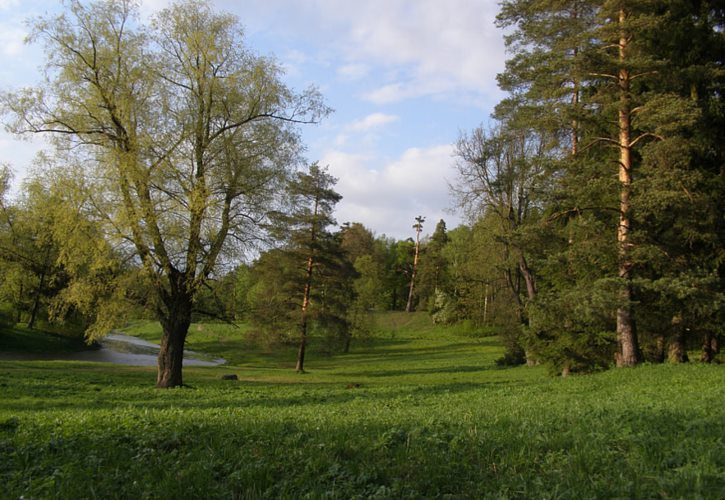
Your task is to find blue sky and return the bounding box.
[0,0,506,240]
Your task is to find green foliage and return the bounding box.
[0,318,723,498]
[248,164,354,362]
[490,0,725,368]
[1,0,330,386]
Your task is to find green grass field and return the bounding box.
[1,313,723,498]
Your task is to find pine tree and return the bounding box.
[405,216,425,313]
[494,0,723,371]
[266,163,343,372]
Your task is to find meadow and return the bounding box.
[0,313,723,498]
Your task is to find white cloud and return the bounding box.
[321,144,459,239]
[363,83,407,105]
[332,112,399,148]
[235,0,505,105]
[316,0,504,104]
[336,62,369,81]
[347,112,398,132]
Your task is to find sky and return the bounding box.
[0,0,506,240]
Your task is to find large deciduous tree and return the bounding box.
[2,0,328,387]
[453,124,548,363]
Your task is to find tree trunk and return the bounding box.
[701,332,719,363]
[518,253,537,301]
[406,225,423,313]
[16,282,23,324]
[614,8,641,367]
[342,332,351,354]
[483,284,489,325]
[668,316,689,363]
[615,285,640,367]
[156,295,192,388]
[296,255,314,373]
[653,335,666,363]
[295,321,307,373]
[667,331,689,364]
[27,267,47,330]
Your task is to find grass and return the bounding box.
[0,313,723,498]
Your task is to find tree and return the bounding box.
[380,236,413,311]
[268,163,343,372]
[0,172,67,330]
[453,124,548,363]
[2,0,328,387]
[339,222,376,265]
[494,0,722,371]
[405,216,425,313]
[496,0,597,156]
[416,219,450,311]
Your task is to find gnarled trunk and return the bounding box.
[156,294,192,388]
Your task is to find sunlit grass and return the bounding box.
[0,313,723,498]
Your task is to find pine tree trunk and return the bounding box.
[156,294,192,388]
[295,320,307,373]
[296,256,314,373]
[667,333,689,364]
[700,332,719,363]
[653,335,666,363]
[615,8,641,368]
[406,230,422,313]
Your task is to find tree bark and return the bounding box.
[295,323,307,373]
[406,220,423,313]
[296,255,314,373]
[342,332,351,354]
[518,253,537,301]
[653,335,666,363]
[27,267,47,330]
[614,7,641,367]
[156,293,192,388]
[16,282,23,324]
[667,328,689,364]
[701,332,719,363]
